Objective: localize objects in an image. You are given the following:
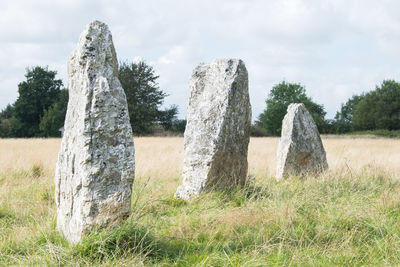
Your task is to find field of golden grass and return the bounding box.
[1,137,400,265]
[1,136,400,178]
[1,136,400,202]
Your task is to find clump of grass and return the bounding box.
[40,188,52,201]
[72,221,157,261]
[0,206,17,229]
[31,164,43,178]
[0,206,15,220]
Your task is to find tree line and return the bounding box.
[255,80,400,136]
[0,62,185,137]
[1,62,400,137]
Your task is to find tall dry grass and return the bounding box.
[1,136,399,197]
[2,136,400,177]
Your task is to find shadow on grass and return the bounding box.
[72,221,216,264]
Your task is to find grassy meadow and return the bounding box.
[1,137,400,266]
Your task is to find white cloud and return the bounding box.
[154,45,203,114]
[2,0,400,120]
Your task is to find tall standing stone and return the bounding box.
[174,59,251,200]
[55,21,135,243]
[276,103,328,180]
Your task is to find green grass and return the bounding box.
[1,167,400,266]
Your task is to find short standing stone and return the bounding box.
[174,59,252,200]
[55,21,135,243]
[276,103,328,180]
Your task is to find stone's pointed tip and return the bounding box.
[83,20,110,34]
[288,103,304,107]
[212,58,244,64]
[88,20,107,27]
[90,19,104,24]
[287,103,305,111]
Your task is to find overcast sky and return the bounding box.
[1,0,400,120]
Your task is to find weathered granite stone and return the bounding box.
[55,21,135,243]
[174,59,251,200]
[276,103,328,180]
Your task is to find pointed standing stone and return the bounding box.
[276,103,328,180]
[55,21,135,243]
[174,59,252,200]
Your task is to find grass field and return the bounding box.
[1,137,400,266]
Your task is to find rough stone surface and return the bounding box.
[174,59,251,200]
[55,21,135,243]
[276,103,328,180]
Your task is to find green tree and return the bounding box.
[9,116,24,137]
[170,119,186,133]
[0,104,14,120]
[353,80,400,131]
[11,66,63,137]
[0,104,14,137]
[0,118,11,137]
[158,105,179,131]
[333,94,365,133]
[40,89,69,137]
[118,61,177,134]
[257,81,327,136]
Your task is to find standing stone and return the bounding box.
[174,59,251,200]
[276,103,328,180]
[55,21,135,243]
